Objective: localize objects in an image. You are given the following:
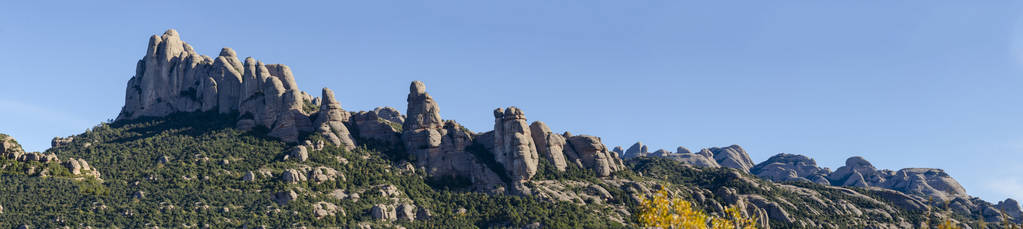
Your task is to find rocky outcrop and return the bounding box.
[116,29,354,145]
[0,134,24,159]
[273,190,298,205]
[661,150,719,168]
[829,156,968,202]
[996,198,1023,223]
[62,158,101,178]
[885,168,967,202]
[493,107,539,182]
[51,136,73,148]
[529,121,567,172]
[400,81,503,191]
[313,88,356,150]
[623,142,649,159]
[371,204,397,221]
[565,135,624,177]
[702,145,755,172]
[751,153,830,184]
[350,107,403,145]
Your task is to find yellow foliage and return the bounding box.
[638,188,758,229]
[937,219,960,229]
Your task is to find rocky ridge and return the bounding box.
[14,29,1016,227]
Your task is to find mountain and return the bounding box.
[0,29,1019,228]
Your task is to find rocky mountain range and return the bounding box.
[0,29,1019,228]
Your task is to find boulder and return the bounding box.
[312,201,342,219]
[51,136,73,148]
[281,169,307,183]
[996,198,1023,223]
[703,145,755,172]
[662,152,720,168]
[273,190,298,205]
[309,167,342,183]
[397,203,417,221]
[288,146,308,162]
[751,153,830,184]
[565,135,624,177]
[529,121,568,172]
[371,204,397,221]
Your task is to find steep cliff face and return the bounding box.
[117,29,350,145]
[492,107,539,182]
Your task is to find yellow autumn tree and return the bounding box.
[638,188,758,229]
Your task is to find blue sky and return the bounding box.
[1,1,1022,202]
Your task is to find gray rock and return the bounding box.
[565,135,624,177]
[624,142,649,159]
[273,190,298,205]
[662,152,720,168]
[312,201,341,219]
[397,203,417,221]
[371,204,397,221]
[288,146,308,162]
[242,171,256,181]
[997,198,1023,223]
[313,88,356,150]
[493,107,539,182]
[703,145,755,172]
[529,121,568,172]
[281,169,307,183]
[116,29,314,144]
[676,146,691,154]
[309,167,342,183]
[751,153,830,185]
[51,136,73,148]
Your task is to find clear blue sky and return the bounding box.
[2,1,1021,202]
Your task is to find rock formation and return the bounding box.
[313,88,356,150]
[702,145,756,172]
[751,153,830,184]
[662,149,720,168]
[493,107,540,182]
[997,198,1023,223]
[529,121,568,172]
[829,156,968,202]
[623,142,649,159]
[116,29,354,145]
[565,135,624,177]
[350,107,404,145]
[400,81,503,191]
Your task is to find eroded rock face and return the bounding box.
[400,81,503,191]
[529,121,567,172]
[493,107,539,182]
[661,150,720,168]
[703,145,755,172]
[751,153,830,184]
[116,29,345,144]
[829,156,968,202]
[0,134,24,159]
[351,107,403,145]
[623,142,649,159]
[565,135,624,177]
[313,88,356,150]
[996,198,1023,223]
